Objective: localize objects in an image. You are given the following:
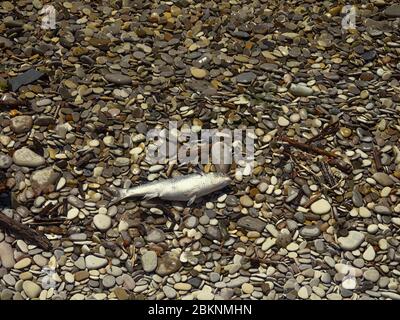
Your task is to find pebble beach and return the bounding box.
[1,0,400,301]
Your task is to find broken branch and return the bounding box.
[0,211,52,251]
[280,136,339,158]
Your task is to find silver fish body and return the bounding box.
[109,172,231,206]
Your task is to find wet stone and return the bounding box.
[237,216,266,232]
[104,73,132,85]
[236,72,257,84]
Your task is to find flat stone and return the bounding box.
[145,228,165,243]
[384,4,400,17]
[237,216,266,232]
[75,271,90,281]
[363,245,376,261]
[359,207,372,218]
[364,268,380,282]
[310,199,331,215]
[197,291,214,300]
[289,83,313,96]
[142,251,157,272]
[102,275,116,288]
[261,237,276,251]
[241,283,254,294]
[239,195,254,207]
[163,286,177,299]
[13,147,45,167]
[22,280,41,299]
[85,255,108,270]
[114,287,129,300]
[236,72,257,84]
[372,172,394,186]
[190,67,207,79]
[156,253,181,276]
[300,225,321,239]
[10,115,33,134]
[93,214,112,231]
[374,205,391,215]
[0,242,15,268]
[338,231,365,251]
[67,208,79,220]
[114,157,130,167]
[14,257,31,269]
[298,286,309,299]
[31,167,60,195]
[174,283,192,291]
[104,73,132,85]
[381,292,400,300]
[278,116,290,127]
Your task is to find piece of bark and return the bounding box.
[8,69,45,92]
[0,211,52,251]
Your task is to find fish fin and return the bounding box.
[143,192,159,200]
[192,165,205,176]
[187,195,196,206]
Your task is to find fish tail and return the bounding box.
[107,186,149,206]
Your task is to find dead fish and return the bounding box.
[108,172,231,206]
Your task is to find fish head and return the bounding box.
[209,172,232,187]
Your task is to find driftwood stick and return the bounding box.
[327,158,353,175]
[0,211,52,251]
[308,121,339,143]
[280,136,339,158]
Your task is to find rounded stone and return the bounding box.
[13,147,45,167]
[289,83,313,96]
[0,242,15,268]
[102,275,116,288]
[310,199,331,215]
[372,172,394,186]
[142,251,158,273]
[197,291,214,300]
[278,116,290,127]
[85,255,108,270]
[300,225,321,239]
[14,257,32,269]
[363,245,376,261]
[298,286,309,299]
[338,231,365,251]
[190,67,207,79]
[93,214,112,231]
[22,280,41,299]
[364,268,380,282]
[156,253,181,276]
[163,286,177,299]
[240,195,254,207]
[241,283,254,294]
[10,115,33,134]
[104,73,132,85]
